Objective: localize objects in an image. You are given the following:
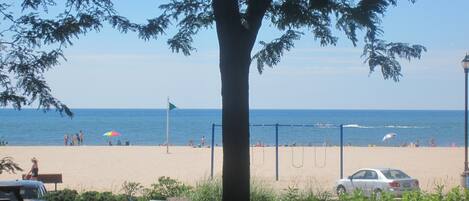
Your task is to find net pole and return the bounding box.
[340,124,344,179]
[166,97,170,154]
[275,123,279,181]
[210,123,215,179]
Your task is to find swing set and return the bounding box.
[290,141,328,169]
[210,123,351,181]
[210,123,414,181]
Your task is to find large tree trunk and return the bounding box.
[212,1,251,201]
[219,31,251,201]
[213,1,270,200]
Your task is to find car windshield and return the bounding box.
[380,169,410,179]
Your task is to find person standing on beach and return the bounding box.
[64,134,68,146]
[429,138,436,147]
[79,130,84,145]
[201,136,206,147]
[75,133,80,145]
[72,134,77,146]
[26,157,39,180]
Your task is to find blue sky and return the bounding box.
[37,0,469,109]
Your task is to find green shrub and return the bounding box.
[400,186,469,201]
[186,179,222,201]
[75,191,126,201]
[338,190,367,201]
[445,187,464,201]
[121,181,144,201]
[402,190,429,201]
[75,191,98,201]
[302,189,333,201]
[142,176,192,200]
[45,180,469,201]
[278,186,334,201]
[280,187,302,201]
[251,183,277,201]
[43,189,79,201]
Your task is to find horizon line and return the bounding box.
[0,107,463,111]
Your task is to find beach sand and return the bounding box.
[0,146,462,193]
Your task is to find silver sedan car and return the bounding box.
[335,168,419,197]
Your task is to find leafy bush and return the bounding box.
[279,187,302,201]
[44,190,127,201]
[142,176,192,200]
[338,189,394,201]
[121,181,144,200]
[75,191,127,201]
[402,190,427,201]
[185,179,222,201]
[185,179,278,201]
[75,191,100,201]
[400,187,469,201]
[302,189,333,201]
[251,183,277,201]
[278,186,334,201]
[43,189,78,201]
[44,179,469,201]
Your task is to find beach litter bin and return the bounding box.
[461,171,469,188]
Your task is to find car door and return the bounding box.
[362,170,379,196]
[349,170,367,193]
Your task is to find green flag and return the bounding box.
[169,102,177,110]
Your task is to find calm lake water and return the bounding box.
[0,109,463,147]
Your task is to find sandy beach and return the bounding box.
[0,146,463,193]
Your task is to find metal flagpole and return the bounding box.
[166,97,170,154]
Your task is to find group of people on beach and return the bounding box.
[108,139,130,146]
[0,136,8,146]
[187,136,206,148]
[64,130,85,146]
[400,138,441,147]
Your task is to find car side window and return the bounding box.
[364,170,378,180]
[352,170,366,179]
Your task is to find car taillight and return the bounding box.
[414,180,419,187]
[389,181,400,188]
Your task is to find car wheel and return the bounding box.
[374,189,382,200]
[336,185,346,196]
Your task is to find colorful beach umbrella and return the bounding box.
[103,131,121,137]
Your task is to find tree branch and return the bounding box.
[245,0,272,51]
[213,0,241,24]
[252,30,302,73]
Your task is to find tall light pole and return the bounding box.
[462,54,469,188]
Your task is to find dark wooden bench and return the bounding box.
[22,174,62,191]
